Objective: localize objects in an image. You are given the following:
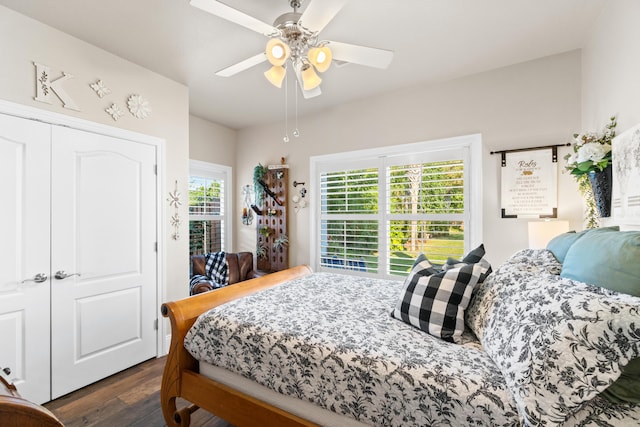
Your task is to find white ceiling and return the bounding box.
[1,0,606,129]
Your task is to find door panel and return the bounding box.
[76,151,141,277]
[76,287,142,357]
[50,126,157,398]
[0,113,51,404]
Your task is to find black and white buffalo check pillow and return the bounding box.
[189,252,229,295]
[205,251,229,287]
[392,255,490,343]
[443,243,493,283]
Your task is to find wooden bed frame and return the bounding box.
[0,373,63,427]
[160,265,319,427]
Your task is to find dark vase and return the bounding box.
[588,164,613,218]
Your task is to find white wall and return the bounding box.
[236,51,584,266]
[189,114,239,251]
[581,0,640,230]
[190,114,236,167]
[8,0,631,289]
[0,5,190,305]
[582,0,640,141]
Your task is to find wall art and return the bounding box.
[167,180,182,240]
[612,122,640,223]
[105,103,124,121]
[33,62,80,111]
[90,79,112,98]
[127,94,151,119]
[496,146,560,218]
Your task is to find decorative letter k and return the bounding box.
[34,62,80,111]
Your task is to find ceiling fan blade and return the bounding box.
[328,41,394,69]
[215,53,267,77]
[293,62,322,99]
[299,0,347,33]
[190,0,276,35]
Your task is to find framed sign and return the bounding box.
[499,147,558,218]
[612,122,640,223]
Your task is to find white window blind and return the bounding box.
[320,168,379,272]
[188,161,232,256]
[312,135,482,279]
[387,160,465,275]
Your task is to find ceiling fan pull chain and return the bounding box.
[293,81,300,138]
[283,69,290,143]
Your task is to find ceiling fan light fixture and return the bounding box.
[308,46,332,73]
[266,38,290,66]
[264,65,287,88]
[301,64,322,91]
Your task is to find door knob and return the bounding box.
[54,270,81,280]
[22,273,48,283]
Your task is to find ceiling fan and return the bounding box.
[190,0,394,99]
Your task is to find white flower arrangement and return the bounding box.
[564,116,616,177]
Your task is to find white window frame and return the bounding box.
[189,160,233,252]
[310,134,483,279]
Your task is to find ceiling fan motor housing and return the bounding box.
[273,11,316,62]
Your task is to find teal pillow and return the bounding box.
[546,231,580,263]
[546,226,620,263]
[560,228,640,297]
[601,358,640,404]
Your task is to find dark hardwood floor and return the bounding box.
[43,357,234,427]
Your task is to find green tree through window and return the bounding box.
[320,160,466,276]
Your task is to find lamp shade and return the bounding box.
[265,38,290,66]
[264,65,286,88]
[528,220,570,249]
[307,46,332,73]
[301,64,322,90]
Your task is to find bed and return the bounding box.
[161,231,640,427]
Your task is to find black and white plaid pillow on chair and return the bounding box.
[205,251,229,287]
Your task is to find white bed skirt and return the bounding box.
[199,361,371,427]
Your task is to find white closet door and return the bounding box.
[50,126,157,398]
[0,113,51,404]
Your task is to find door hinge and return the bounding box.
[154,242,158,252]
[154,164,157,175]
[154,319,158,330]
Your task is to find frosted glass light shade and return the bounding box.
[264,65,286,88]
[265,38,290,66]
[307,46,332,72]
[528,220,570,249]
[301,64,322,90]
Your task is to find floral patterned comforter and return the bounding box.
[185,263,640,426]
[467,249,640,426]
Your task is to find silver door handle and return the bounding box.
[54,270,81,280]
[22,273,48,283]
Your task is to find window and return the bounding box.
[311,134,482,279]
[320,168,380,272]
[188,160,232,255]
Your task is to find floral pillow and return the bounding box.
[468,249,640,426]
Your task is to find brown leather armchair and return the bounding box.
[190,252,262,294]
